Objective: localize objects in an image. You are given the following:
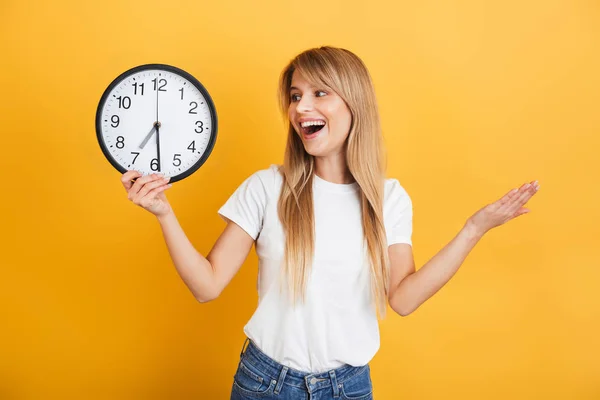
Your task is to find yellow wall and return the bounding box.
[1,0,598,398]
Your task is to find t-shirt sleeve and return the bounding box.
[217,170,269,240]
[385,179,413,246]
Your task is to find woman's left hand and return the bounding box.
[466,180,540,237]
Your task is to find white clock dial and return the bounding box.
[96,64,218,183]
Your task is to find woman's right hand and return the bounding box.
[121,170,173,217]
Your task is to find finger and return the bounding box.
[140,184,172,208]
[499,181,535,209]
[128,173,165,199]
[506,183,537,215]
[121,170,142,191]
[511,208,530,219]
[498,187,520,206]
[146,183,172,199]
[133,176,170,202]
[142,176,171,196]
[498,180,535,206]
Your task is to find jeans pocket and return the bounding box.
[339,365,373,400]
[233,359,276,397]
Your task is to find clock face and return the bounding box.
[95,64,217,183]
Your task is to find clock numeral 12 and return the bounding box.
[152,78,167,91]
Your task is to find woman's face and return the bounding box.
[288,70,352,158]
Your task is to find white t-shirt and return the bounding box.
[218,164,413,373]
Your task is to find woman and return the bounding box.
[120,46,540,399]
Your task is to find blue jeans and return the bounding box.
[230,338,374,399]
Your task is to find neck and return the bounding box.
[314,151,354,184]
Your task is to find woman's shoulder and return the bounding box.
[256,163,283,178]
[383,177,411,204]
[384,177,409,193]
[244,163,283,194]
[253,163,282,182]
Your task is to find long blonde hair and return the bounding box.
[276,46,390,319]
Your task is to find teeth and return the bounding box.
[300,120,326,128]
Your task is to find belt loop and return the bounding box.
[274,366,288,394]
[239,337,250,359]
[329,370,340,397]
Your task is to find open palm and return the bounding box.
[468,180,540,236]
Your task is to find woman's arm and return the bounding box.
[157,211,254,303]
[388,222,482,316]
[389,180,539,316]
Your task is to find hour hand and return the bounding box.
[139,124,157,149]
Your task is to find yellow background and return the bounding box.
[1,0,598,398]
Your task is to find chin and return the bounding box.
[298,136,327,157]
[304,148,323,157]
[304,142,337,158]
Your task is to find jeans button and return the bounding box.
[310,377,317,385]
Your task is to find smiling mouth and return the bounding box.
[301,124,325,136]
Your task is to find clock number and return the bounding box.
[187,141,196,152]
[130,152,140,164]
[195,121,204,133]
[152,78,167,92]
[111,115,119,128]
[179,87,184,100]
[116,136,125,149]
[189,101,198,114]
[150,158,159,171]
[173,154,182,167]
[132,82,144,95]
[117,96,131,109]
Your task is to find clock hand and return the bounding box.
[156,76,161,172]
[138,124,157,149]
[156,123,161,173]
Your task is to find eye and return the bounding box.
[290,90,327,102]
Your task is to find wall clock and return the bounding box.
[96,63,217,183]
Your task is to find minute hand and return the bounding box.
[156,82,161,172]
[156,123,161,172]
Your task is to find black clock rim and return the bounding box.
[95,63,218,184]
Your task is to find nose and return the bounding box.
[295,93,314,113]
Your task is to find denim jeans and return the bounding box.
[230,338,374,400]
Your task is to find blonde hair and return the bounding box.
[276,46,390,319]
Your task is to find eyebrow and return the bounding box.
[290,85,322,92]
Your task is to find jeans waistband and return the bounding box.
[239,337,369,392]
